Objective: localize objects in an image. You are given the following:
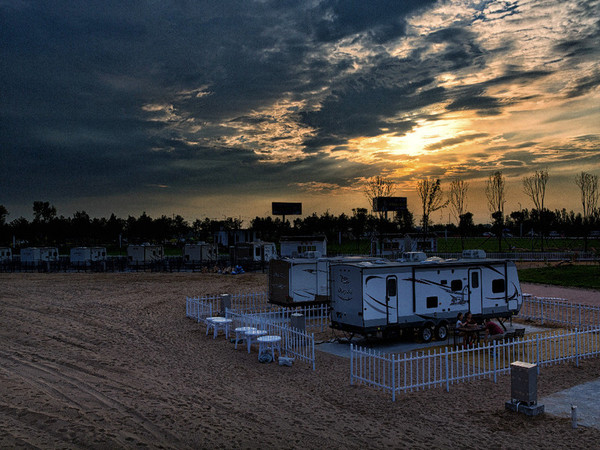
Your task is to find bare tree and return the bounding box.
[523,169,549,251]
[449,178,469,222]
[575,171,599,251]
[575,171,599,218]
[448,178,469,249]
[417,178,448,237]
[485,171,505,251]
[364,176,395,220]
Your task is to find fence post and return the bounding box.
[445,349,450,392]
[540,300,544,325]
[575,328,579,367]
[578,305,581,327]
[493,340,497,383]
[536,335,540,374]
[350,343,354,386]
[392,354,396,402]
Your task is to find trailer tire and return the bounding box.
[435,323,448,341]
[420,325,434,343]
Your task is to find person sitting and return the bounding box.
[454,313,466,345]
[484,318,504,342]
[462,312,477,346]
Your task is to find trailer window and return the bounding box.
[427,296,438,308]
[386,278,397,297]
[471,271,479,288]
[451,279,462,292]
[492,279,505,293]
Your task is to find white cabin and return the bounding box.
[330,253,522,341]
[20,247,59,263]
[70,247,107,264]
[127,245,164,264]
[280,236,327,258]
[184,242,217,263]
[0,247,12,261]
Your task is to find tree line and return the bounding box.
[0,171,598,249]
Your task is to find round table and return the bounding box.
[245,329,267,353]
[206,317,233,339]
[257,335,282,362]
[234,326,257,349]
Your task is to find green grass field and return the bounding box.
[518,265,600,290]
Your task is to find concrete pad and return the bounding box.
[317,322,548,359]
[540,378,600,430]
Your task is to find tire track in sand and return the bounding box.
[0,350,189,449]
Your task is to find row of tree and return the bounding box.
[0,171,597,249]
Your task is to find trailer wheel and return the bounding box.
[420,325,433,343]
[435,323,448,341]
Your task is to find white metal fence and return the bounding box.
[351,327,600,401]
[520,295,600,327]
[350,296,600,400]
[185,292,330,332]
[185,292,320,370]
[226,310,316,370]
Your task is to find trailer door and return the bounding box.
[468,268,483,314]
[386,276,398,324]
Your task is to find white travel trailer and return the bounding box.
[233,241,276,263]
[183,242,217,263]
[127,244,164,264]
[329,251,522,341]
[269,256,382,306]
[20,247,59,263]
[0,247,12,262]
[70,247,107,265]
[279,236,327,258]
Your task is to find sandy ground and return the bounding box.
[2,272,600,449]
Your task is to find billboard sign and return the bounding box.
[272,202,302,216]
[373,197,407,212]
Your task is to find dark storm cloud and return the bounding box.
[1,0,599,219]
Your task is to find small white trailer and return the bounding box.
[269,256,382,306]
[280,236,327,258]
[233,241,276,263]
[330,251,522,341]
[20,247,59,263]
[183,242,217,263]
[70,247,107,265]
[0,247,12,262]
[127,245,164,264]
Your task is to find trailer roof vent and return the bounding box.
[462,249,486,259]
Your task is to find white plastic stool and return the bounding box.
[234,326,257,349]
[245,329,267,353]
[206,317,233,339]
[257,335,282,361]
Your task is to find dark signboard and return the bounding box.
[272,202,302,216]
[373,196,407,212]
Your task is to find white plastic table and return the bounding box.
[234,326,257,350]
[257,335,282,361]
[206,317,233,339]
[245,329,267,353]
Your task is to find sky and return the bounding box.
[1,0,599,225]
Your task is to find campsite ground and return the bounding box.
[1,272,600,449]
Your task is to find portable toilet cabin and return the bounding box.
[127,244,164,265]
[280,236,327,258]
[183,242,217,263]
[0,247,12,262]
